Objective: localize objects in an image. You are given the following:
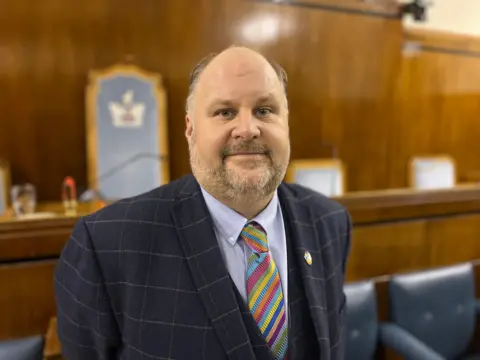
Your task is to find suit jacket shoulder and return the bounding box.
[280,182,350,225]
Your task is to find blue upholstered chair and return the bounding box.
[345,281,379,360]
[0,335,44,360]
[381,263,480,360]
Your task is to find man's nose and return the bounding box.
[231,111,261,140]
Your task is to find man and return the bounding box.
[54,46,352,360]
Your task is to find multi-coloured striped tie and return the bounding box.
[241,222,288,360]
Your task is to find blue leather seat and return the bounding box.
[344,281,379,360]
[0,335,44,360]
[381,263,480,360]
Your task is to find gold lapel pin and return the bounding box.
[304,251,313,265]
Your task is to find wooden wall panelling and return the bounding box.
[406,28,480,54]
[0,259,57,339]
[346,220,428,281]
[0,0,219,201]
[4,0,480,199]
[387,30,480,188]
[221,0,404,191]
[0,0,403,201]
[266,0,400,16]
[347,213,480,282]
[342,186,480,281]
[337,183,480,224]
[427,213,480,267]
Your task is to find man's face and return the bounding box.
[185,51,290,201]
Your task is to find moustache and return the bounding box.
[221,143,271,158]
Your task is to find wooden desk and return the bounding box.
[0,201,100,263]
[0,216,77,262]
[0,207,87,340]
[338,184,480,281]
[1,186,480,340]
[0,215,79,340]
[336,183,480,224]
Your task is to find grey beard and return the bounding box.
[188,139,287,203]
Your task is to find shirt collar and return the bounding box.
[200,186,280,246]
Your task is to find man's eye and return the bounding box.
[255,107,272,117]
[215,109,236,119]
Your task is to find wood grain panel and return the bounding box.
[0,259,57,339]
[0,217,76,261]
[427,213,480,267]
[264,0,400,16]
[224,1,402,191]
[0,0,402,201]
[2,0,480,204]
[341,186,480,281]
[406,28,480,54]
[346,221,428,281]
[337,183,480,224]
[388,31,480,188]
[0,0,213,200]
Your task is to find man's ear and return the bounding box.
[185,114,193,141]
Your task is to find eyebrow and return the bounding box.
[208,99,237,109]
[255,94,277,106]
[207,93,278,109]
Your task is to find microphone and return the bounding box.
[79,152,168,202]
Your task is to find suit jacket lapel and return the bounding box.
[171,176,256,360]
[278,184,330,359]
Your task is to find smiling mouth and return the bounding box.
[225,153,268,160]
[228,153,266,156]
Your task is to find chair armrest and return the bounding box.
[379,323,445,360]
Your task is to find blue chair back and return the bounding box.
[345,281,378,360]
[389,263,477,360]
[0,335,44,360]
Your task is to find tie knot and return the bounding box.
[240,221,268,253]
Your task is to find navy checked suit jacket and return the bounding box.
[54,174,352,360]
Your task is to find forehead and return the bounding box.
[196,57,284,103]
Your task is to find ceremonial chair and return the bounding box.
[381,263,480,360]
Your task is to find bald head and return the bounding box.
[186,46,288,114]
[184,46,291,210]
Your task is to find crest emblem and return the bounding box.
[108,90,145,128]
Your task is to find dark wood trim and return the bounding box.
[405,28,480,57]
[334,184,480,224]
[420,46,480,59]
[0,217,77,233]
[4,184,480,247]
[252,0,401,18]
[0,217,77,262]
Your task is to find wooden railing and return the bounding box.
[2,184,480,345]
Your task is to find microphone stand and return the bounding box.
[79,153,168,205]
